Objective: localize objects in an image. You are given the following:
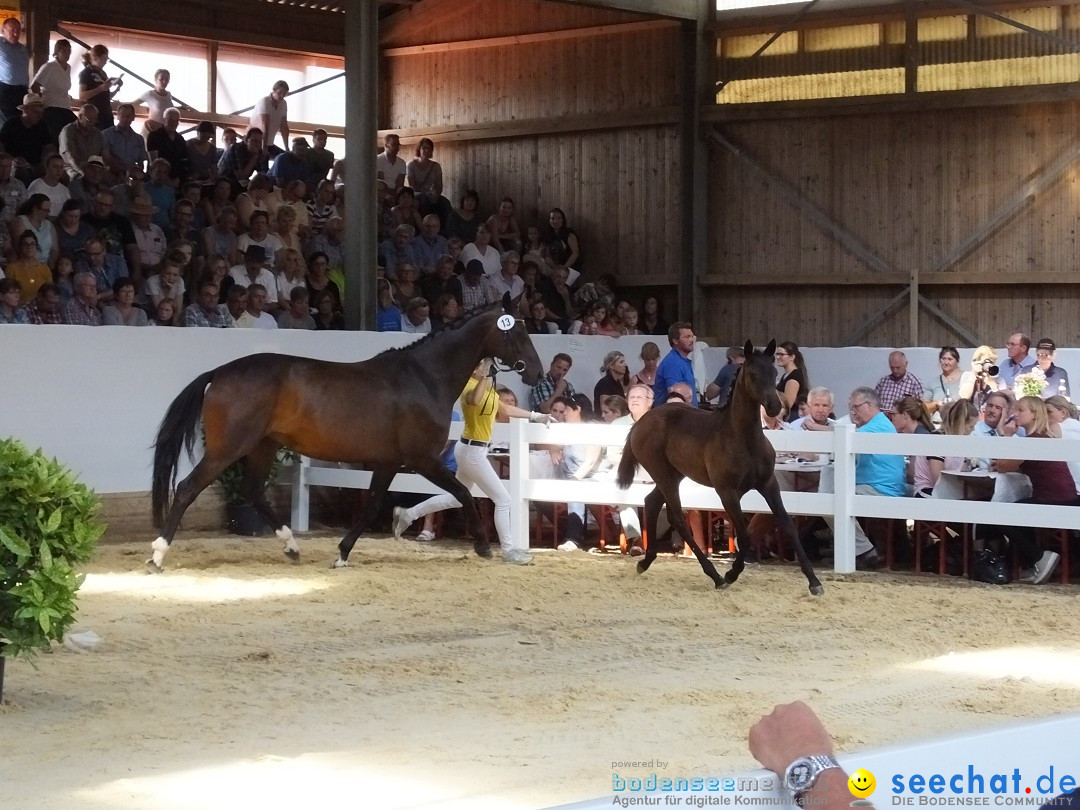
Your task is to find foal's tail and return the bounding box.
[615,429,638,491]
[152,370,216,527]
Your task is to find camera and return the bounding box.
[978,359,999,376]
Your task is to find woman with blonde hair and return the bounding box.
[1045,394,1080,494]
[979,395,1077,584]
[959,345,1005,409]
[273,203,301,251]
[593,350,630,413]
[274,247,306,303]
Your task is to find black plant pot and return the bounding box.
[226,503,268,536]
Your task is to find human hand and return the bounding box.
[748,701,834,776]
[529,411,554,425]
[554,378,566,394]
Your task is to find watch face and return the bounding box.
[788,761,814,791]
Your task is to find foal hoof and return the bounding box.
[145,558,163,575]
[809,583,825,596]
[283,548,300,562]
[474,540,493,559]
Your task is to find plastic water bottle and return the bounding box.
[1059,379,1069,402]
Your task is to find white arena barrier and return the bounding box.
[5,323,1080,500]
[544,712,1080,809]
[290,420,1080,574]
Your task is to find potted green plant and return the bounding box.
[0,438,104,703]
[217,448,297,537]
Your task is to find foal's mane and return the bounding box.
[717,344,771,413]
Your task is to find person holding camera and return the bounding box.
[959,345,1006,411]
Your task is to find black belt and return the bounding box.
[460,438,489,448]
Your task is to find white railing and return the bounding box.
[291,421,1080,573]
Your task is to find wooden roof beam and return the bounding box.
[549,0,700,19]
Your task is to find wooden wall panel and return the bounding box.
[705,100,1080,346]
[383,2,683,291]
[385,27,681,128]
[431,127,681,285]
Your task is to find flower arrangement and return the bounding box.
[1014,367,1048,398]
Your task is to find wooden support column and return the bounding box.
[24,0,54,75]
[680,0,712,326]
[903,0,918,95]
[344,0,378,331]
[207,41,218,116]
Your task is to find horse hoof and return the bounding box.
[331,557,349,569]
[145,558,163,575]
[715,579,730,590]
[284,549,300,562]
[635,561,647,575]
[809,584,825,596]
[474,541,493,559]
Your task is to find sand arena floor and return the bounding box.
[2,530,1080,810]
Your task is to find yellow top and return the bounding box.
[460,376,498,443]
[6,261,52,299]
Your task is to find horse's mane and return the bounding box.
[375,298,502,359]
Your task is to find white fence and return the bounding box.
[291,421,1080,573]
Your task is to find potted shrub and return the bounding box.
[0,438,104,703]
[217,448,297,537]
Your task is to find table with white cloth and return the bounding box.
[774,458,834,494]
[931,470,1032,503]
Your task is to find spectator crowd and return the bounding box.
[0,22,672,335]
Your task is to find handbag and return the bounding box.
[971,548,1010,584]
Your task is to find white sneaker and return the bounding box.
[392,506,410,541]
[503,548,533,565]
[1030,550,1061,585]
[416,529,436,542]
[558,540,581,552]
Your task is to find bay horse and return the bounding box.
[615,340,823,595]
[149,293,542,572]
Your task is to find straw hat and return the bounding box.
[17,92,43,111]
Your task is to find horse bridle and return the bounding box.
[490,316,527,377]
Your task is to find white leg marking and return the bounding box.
[276,526,299,554]
[332,556,349,569]
[151,536,169,568]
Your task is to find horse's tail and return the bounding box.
[615,428,638,491]
[152,370,216,527]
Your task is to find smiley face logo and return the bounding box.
[848,769,876,799]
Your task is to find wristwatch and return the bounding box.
[783,754,841,805]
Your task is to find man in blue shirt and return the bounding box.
[824,387,906,568]
[998,332,1035,388]
[653,321,698,405]
[0,18,29,124]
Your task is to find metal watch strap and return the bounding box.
[791,755,841,805]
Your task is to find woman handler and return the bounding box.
[392,358,552,564]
